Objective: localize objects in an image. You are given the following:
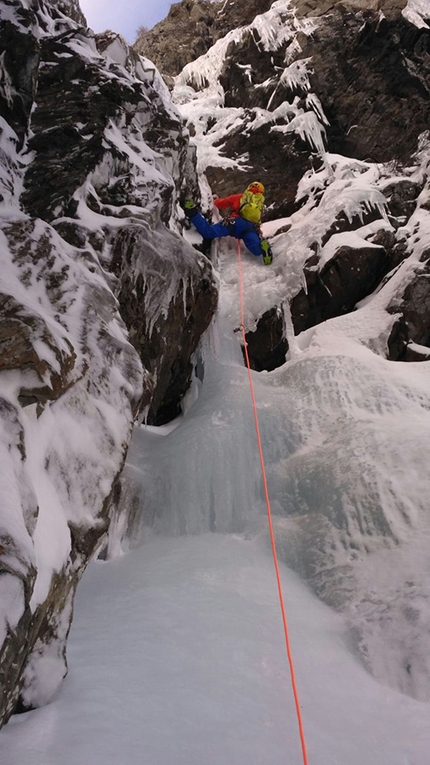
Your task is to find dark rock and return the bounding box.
[321,209,385,248]
[52,221,88,248]
[382,179,422,219]
[21,35,136,220]
[370,228,410,269]
[134,0,274,77]
[0,6,40,147]
[245,241,393,370]
[387,261,430,360]
[297,10,430,163]
[21,30,189,226]
[294,0,408,20]
[206,125,312,221]
[185,6,429,220]
[49,0,87,26]
[294,243,390,331]
[111,224,218,424]
[404,343,430,361]
[245,306,288,372]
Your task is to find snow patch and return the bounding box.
[403,0,430,28]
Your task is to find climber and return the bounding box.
[183,181,273,265]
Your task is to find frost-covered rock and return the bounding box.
[169,0,429,365]
[50,0,87,25]
[111,224,217,424]
[161,0,429,222]
[134,0,274,77]
[0,0,217,725]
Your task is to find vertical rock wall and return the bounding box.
[0,0,217,725]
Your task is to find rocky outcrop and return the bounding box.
[244,306,287,372]
[111,225,217,425]
[244,210,425,372]
[18,20,217,417]
[170,0,429,371]
[136,0,411,82]
[206,126,313,221]
[246,237,394,370]
[0,3,40,146]
[164,1,429,242]
[50,0,87,25]
[134,0,274,77]
[0,0,217,726]
[250,219,410,366]
[296,6,430,163]
[387,256,430,360]
[295,0,408,19]
[208,3,429,208]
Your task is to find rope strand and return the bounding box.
[237,240,309,765]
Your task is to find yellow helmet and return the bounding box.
[248,181,265,193]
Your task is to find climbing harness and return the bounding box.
[236,239,309,765]
[225,214,238,235]
[222,212,259,237]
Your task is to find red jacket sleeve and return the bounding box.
[214,193,242,212]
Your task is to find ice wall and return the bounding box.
[127,236,430,701]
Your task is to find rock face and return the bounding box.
[135,0,274,77]
[167,0,429,231]
[223,4,429,200]
[296,4,429,163]
[169,0,429,368]
[111,225,217,424]
[0,0,217,726]
[137,0,410,81]
[245,216,414,370]
[387,255,430,360]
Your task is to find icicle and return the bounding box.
[282,300,301,360]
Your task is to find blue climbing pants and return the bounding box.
[190,212,262,256]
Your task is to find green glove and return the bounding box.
[183,200,198,218]
[261,239,273,265]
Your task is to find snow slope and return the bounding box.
[2,535,430,765]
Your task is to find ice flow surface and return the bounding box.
[134,234,430,704]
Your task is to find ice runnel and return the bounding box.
[128,306,287,538]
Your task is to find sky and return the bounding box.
[78,0,174,42]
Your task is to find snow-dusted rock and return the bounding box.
[387,248,430,360]
[50,0,87,26]
[246,236,394,370]
[111,224,217,424]
[168,0,429,366]
[134,0,274,77]
[163,0,429,223]
[0,0,217,725]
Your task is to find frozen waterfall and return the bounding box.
[2,241,430,764]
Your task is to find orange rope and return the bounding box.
[237,240,309,765]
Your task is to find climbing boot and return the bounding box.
[183,200,199,218]
[261,239,273,265]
